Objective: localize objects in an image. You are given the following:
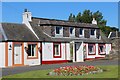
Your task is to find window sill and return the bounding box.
[88,53,96,55]
[99,52,106,55]
[27,56,38,59]
[53,56,61,58]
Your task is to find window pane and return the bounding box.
[91,29,95,35]
[100,46,103,52]
[28,44,31,56]
[99,45,105,53]
[56,27,60,34]
[88,45,93,53]
[56,26,62,34]
[79,28,83,35]
[27,44,36,57]
[70,27,74,34]
[54,44,60,56]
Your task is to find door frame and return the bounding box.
[12,42,24,66]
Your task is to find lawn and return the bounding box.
[2,65,118,79]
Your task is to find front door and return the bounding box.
[14,44,22,65]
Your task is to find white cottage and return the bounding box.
[0,9,112,68]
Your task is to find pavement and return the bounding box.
[2,59,118,77]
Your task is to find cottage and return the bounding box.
[0,10,112,68]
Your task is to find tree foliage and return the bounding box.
[68,10,119,36]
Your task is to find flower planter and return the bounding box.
[48,65,103,76]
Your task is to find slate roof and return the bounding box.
[0,17,110,43]
[31,17,99,28]
[30,17,110,43]
[1,23,39,41]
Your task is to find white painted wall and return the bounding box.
[66,43,71,60]
[86,43,105,59]
[106,44,111,55]
[0,42,5,68]
[42,42,69,61]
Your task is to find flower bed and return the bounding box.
[48,65,103,76]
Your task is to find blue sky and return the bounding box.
[1,2,118,28]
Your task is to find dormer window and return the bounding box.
[79,28,84,37]
[55,26,63,37]
[91,29,95,35]
[70,27,74,34]
[56,26,62,34]
[70,27,75,37]
[90,29,96,38]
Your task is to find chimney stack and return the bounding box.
[92,18,97,25]
[22,9,32,23]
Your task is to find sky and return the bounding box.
[1,2,119,28]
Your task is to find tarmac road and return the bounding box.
[2,59,118,77]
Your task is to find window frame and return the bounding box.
[55,26,63,35]
[79,28,84,37]
[53,42,61,58]
[88,44,96,55]
[98,44,106,55]
[69,27,75,36]
[90,29,96,38]
[27,42,38,59]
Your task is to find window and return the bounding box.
[27,44,37,57]
[70,27,74,34]
[99,44,106,55]
[88,44,95,55]
[79,28,83,35]
[56,26,62,34]
[91,29,95,35]
[53,43,61,58]
[70,27,75,37]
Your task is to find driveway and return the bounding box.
[2,59,118,77]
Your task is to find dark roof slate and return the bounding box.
[2,23,39,41]
[32,17,99,28]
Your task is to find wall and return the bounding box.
[106,44,111,55]
[66,43,71,60]
[0,42,5,67]
[85,43,105,59]
[42,42,70,61]
[2,42,41,68]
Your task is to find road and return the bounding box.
[2,59,118,77]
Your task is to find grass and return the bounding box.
[2,65,119,79]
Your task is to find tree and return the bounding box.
[93,11,106,26]
[81,10,92,23]
[68,13,76,22]
[76,12,82,22]
[68,10,119,36]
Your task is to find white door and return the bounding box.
[14,44,22,64]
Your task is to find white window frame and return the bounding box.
[90,29,96,38]
[27,44,37,57]
[54,44,60,56]
[79,28,84,37]
[55,26,63,35]
[69,27,75,37]
[88,44,96,55]
[99,44,106,55]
